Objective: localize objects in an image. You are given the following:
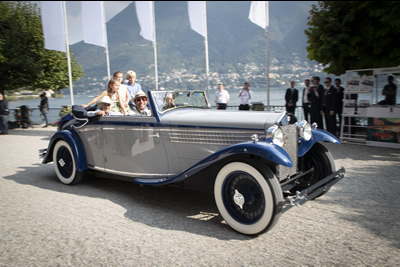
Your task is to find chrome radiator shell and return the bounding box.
[276,124,298,180]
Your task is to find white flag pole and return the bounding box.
[203,1,210,97]
[265,1,270,110]
[62,1,74,106]
[101,1,111,80]
[152,1,158,90]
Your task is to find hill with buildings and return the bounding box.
[70,1,322,93]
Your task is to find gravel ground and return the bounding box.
[0,126,399,266]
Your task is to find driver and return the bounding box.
[163,92,176,110]
[132,90,152,116]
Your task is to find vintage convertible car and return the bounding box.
[40,90,345,235]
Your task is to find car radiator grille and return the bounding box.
[277,124,298,180]
[168,129,264,145]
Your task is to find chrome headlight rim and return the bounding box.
[266,125,284,147]
[297,120,312,141]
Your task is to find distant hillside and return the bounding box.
[71,1,316,83]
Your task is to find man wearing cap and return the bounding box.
[132,90,152,116]
[87,96,118,117]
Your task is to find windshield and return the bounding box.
[151,90,210,113]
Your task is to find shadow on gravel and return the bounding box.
[321,142,400,249]
[3,163,253,241]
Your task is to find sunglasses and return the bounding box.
[136,98,147,102]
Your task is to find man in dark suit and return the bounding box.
[285,80,299,114]
[302,79,312,122]
[335,78,345,134]
[309,76,325,130]
[323,77,337,136]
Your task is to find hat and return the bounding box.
[134,90,147,101]
[97,95,113,105]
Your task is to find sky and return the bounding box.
[35,1,133,44]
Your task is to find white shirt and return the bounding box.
[238,89,253,105]
[215,90,230,104]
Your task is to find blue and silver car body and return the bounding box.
[40,90,345,236]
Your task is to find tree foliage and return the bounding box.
[305,1,400,75]
[0,1,84,95]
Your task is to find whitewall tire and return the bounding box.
[53,140,83,185]
[214,161,282,235]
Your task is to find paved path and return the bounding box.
[1,126,399,266]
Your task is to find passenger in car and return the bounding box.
[87,96,119,117]
[163,92,176,110]
[132,90,152,116]
[83,77,126,115]
[113,70,134,114]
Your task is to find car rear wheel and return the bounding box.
[292,142,336,199]
[53,140,83,185]
[214,161,282,235]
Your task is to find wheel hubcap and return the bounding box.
[58,158,65,167]
[233,189,245,209]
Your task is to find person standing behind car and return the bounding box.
[309,76,325,130]
[0,92,9,134]
[323,77,337,136]
[334,78,345,134]
[215,84,230,110]
[238,82,253,110]
[302,79,312,122]
[39,92,49,128]
[285,80,299,114]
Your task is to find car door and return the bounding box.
[77,124,105,170]
[100,116,169,178]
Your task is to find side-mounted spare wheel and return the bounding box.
[214,161,283,235]
[53,140,84,185]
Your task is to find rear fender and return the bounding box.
[298,129,340,157]
[42,130,88,172]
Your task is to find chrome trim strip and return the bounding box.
[90,166,171,178]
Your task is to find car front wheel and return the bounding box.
[53,140,83,185]
[214,161,282,235]
[292,142,336,199]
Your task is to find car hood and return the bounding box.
[159,109,286,130]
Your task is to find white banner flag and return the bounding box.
[82,1,106,47]
[188,1,206,37]
[135,1,154,42]
[40,1,66,52]
[249,1,269,29]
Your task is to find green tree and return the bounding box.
[305,1,400,75]
[0,1,84,95]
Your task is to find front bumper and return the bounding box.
[282,167,346,211]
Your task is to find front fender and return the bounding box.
[42,130,88,172]
[298,129,340,157]
[134,141,292,185]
